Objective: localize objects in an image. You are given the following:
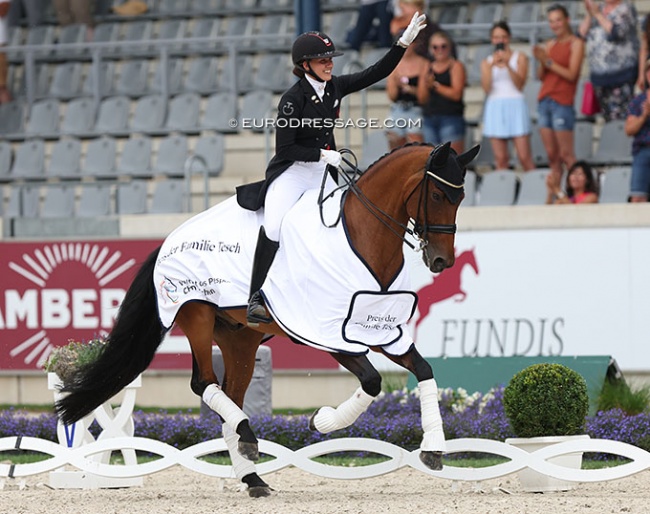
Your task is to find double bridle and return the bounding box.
[317,149,463,253]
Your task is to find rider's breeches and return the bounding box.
[419,378,447,451]
[312,386,375,433]
[263,161,336,242]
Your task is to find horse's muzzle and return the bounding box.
[430,256,452,273]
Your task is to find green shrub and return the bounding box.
[503,363,589,438]
[597,380,650,415]
[43,338,107,385]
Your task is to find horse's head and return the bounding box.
[406,142,480,273]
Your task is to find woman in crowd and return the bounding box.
[385,34,428,148]
[417,31,466,152]
[480,21,534,171]
[625,59,650,202]
[533,4,584,193]
[578,0,639,121]
[546,160,599,204]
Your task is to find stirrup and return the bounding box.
[247,291,272,326]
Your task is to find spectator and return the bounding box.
[345,0,393,52]
[533,4,585,185]
[417,31,466,153]
[385,33,427,148]
[53,0,95,41]
[546,160,599,204]
[624,59,650,202]
[480,21,534,171]
[637,14,650,91]
[391,0,442,60]
[8,0,45,28]
[578,0,639,121]
[0,0,9,105]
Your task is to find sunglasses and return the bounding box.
[430,44,448,50]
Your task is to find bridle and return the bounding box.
[317,148,463,253]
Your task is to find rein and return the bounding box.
[317,149,459,252]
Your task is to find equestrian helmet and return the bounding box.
[291,31,344,65]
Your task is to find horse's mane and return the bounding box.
[363,141,436,175]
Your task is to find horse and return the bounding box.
[55,141,480,497]
[414,248,479,333]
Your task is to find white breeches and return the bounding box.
[419,378,446,452]
[264,161,336,242]
[312,386,376,433]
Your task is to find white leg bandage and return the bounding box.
[312,387,375,434]
[203,384,248,430]
[419,378,446,452]
[222,422,257,480]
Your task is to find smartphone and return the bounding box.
[495,42,505,52]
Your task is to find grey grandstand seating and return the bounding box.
[0,141,11,182]
[83,137,118,178]
[463,169,477,206]
[8,184,40,218]
[47,138,82,179]
[476,170,518,206]
[438,3,468,41]
[186,18,221,54]
[457,3,503,44]
[0,101,25,136]
[41,184,76,218]
[189,0,222,15]
[254,53,291,92]
[515,168,551,206]
[55,24,86,59]
[524,80,541,122]
[156,19,187,53]
[183,56,219,95]
[324,11,357,47]
[239,90,274,134]
[467,44,493,86]
[165,93,201,132]
[592,121,633,166]
[82,61,116,98]
[11,139,46,180]
[95,96,130,135]
[77,183,113,217]
[218,54,254,93]
[529,127,548,167]
[253,14,292,52]
[332,50,361,76]
[259,0,292,12]
[599,167,631,203]
[18,63,51,100]
[121,20,154,57]
[61,97,95,136]
[362,48,389,90]
[24,25,56,59]
[217,16,255,52]
[116,181,148,214]
[149,58,184,95]
[157,0,190,15]
[574,121,594,161]
[92,22,121,56]
[509,3,541,42]
[201,92,238,133]
[152,134,189,177]
[130,95,166,133]
[359,131,390,171]
[193,134,225,176]
[149,179,186,214]
[117,136,153,177]
[115,59,150,97]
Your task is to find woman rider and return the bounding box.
[238,13,427,326]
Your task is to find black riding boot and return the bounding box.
[246,226,279,326]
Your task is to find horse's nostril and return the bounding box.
[432,257,447,272]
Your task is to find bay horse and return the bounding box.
[56,142,480,497]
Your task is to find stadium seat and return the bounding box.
[183,56,219,95]
[116,136,153,177]
[193,134,225,176]
[11,139,46,180]
[55,23,86,59]
[218,54,254,93]
[95,95,130,135]
[254,53,291,92]
[157,0,190,15]
[599,167,631,203]
[189,0,222,14]
[463,169,477,206]
[201,92,238,133]
[42,184,76,218]
[115,59,150,97]
[362,48,389,90]
[592,121,633,166]
[24,25,56,59]
[18,62,51,100]
[149,179,186,214]
[574,121,594,161]
[152,134,189,177]
[458,3,503,44]
[0,141,11,182]
[82,136,118,178]
[92,22,121,56]
[8,184,40,218]
[185,18,221,54]
[77,183,112,217]
[149,57,184,95]
[524,80,541,122]
[438,3,468,41]
[116,181,148,214]
[509,3,541,42]
[253,14,292,51]
[323,11,357,47]
[530,126,549,168]
[0,101,25,136]
[61,97,96,136]
[156,19,187,53]
[218,16,255,52]
[359,131,390,171]
[239,89,274,134]
[82,61,116,98]
[121,20,154,57]
[476,170,518,206]
[130,94,166,133]
[47,138,82,179]
[467,44,492,86]
[165,93,201,132]
[516,168,551,206]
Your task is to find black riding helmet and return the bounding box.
[292,31,343,80]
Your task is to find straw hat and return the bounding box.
[113,0,148,16]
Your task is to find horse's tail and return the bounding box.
[56,246,164,425]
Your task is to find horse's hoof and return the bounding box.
[248,485,272,498]
[238,441,260,461]
[419,450,443,471]
[308,408,321,431]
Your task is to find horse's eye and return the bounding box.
[431,191,442,202]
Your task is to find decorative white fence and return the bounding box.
[2,436,650,484]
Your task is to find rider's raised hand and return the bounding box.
[397,12,427,48]
[320,149,342,167]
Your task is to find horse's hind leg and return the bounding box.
[175,303,257,461]
[309,353,381,433]
[382,345,444,471]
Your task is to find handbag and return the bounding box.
[581,81,601,116]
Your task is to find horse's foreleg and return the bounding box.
[382,345,445,471]
[309,353,380,434]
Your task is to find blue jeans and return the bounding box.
[422,115,465,145]
[631,146,650,198]
[537,97,576,131]
[345,0,392,51]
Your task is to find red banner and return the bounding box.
[0,240,337,372]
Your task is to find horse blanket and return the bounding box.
[153,190,417,356]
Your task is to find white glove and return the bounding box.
[398,12,427,48]
[320,149,342,167]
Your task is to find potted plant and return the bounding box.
[503,363,590,493]
[44,338,108,386]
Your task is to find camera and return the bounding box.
[495,42,506,52]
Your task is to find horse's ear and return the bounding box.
[431,141,452,167]
[457,144,481,168]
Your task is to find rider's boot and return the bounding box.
[246,226,279,326]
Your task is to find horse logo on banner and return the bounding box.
[414,248,479,335]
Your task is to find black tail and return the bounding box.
[56,246,164,425]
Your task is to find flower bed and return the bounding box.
[1,386,648,458]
